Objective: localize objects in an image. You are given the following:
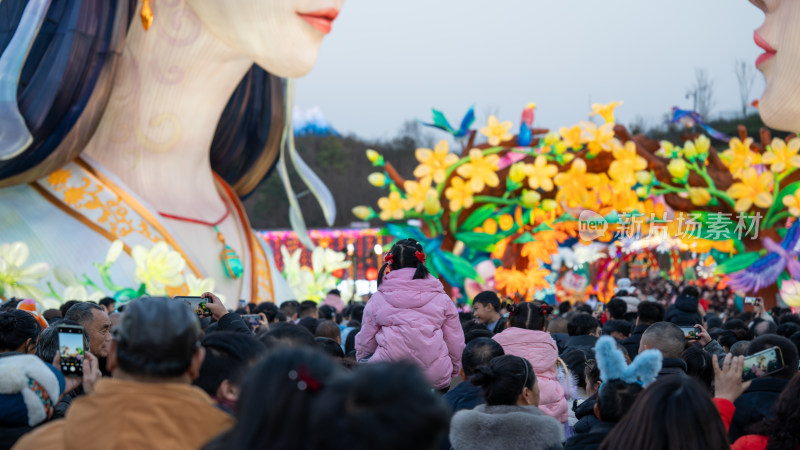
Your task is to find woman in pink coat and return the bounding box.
[355,239,465,391]
[492,302,569,423]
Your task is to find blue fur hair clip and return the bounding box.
[594,336,662,387]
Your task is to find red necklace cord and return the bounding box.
[158,207,230,227]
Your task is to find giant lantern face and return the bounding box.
[749,0,800,132]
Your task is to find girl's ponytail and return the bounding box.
[377,252,394,286]
[378,238,431,285]
[412,247,429,281]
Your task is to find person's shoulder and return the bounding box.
[11,419,66,450]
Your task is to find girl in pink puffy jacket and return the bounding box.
[355,239,465,391]
[492,301,569,423]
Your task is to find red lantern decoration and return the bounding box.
[332,268,344,279]
[366,267,379,281]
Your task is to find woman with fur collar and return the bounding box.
[449,355,563,450]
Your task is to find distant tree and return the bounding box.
[734,59,756,118]
[396,119,436,150]
[686,68,715,119]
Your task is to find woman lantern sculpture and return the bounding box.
[0,0,343,304]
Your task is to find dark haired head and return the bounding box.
[315,320,341,342]
[194,332,266,400]
[776,322,800,339]
[714,329,737,351]
[279,301,299,320]
[253,302,279,322]
[470,355,535,406]
[464,328,495,343]
[598,377,728,450]
[730,340,751,357]
[596,379,644,423]
[36,319,89,363]
[298,316,319,335]
[113,297,202,378]
[318,304,336,321]
[682,345,714,393]
[348,304,365,323]
[215,347,340,449]
[724,318,748,332]
[59,300,81,319]
[585,358,602,396]
[257,322,315,348]
[461,338,505,377]
[64,302,103,328]
[508,301,552,331]
[568,313,599,336]
[299,301,318,318]
[705,315,723,330]
[602,320,633,339]
[315,337,345,359]
[472,291,501,312]
[0,310,40,353]
[563,349,595,389]
[636,301,664,325]
[377,238,430,285]
[606,299,628,321]
[327,289,341,296]
[99,297,116,310]
[746,334,799,380]
[680,286,700,298]
[558,301,572,315]
[309,362,450,450]
[344,328,360,355]
[779,314,800,326]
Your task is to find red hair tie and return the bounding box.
[540,304,548,315]
[384,253,394,264]
[415,250,426,264]
[289,365,322,392]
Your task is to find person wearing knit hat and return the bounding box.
[0,354,65,448]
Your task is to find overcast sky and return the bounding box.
[294,0,766,141]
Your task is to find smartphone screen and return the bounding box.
[744,297,760,305]
[743,346,784,381]
[680,326,699,340]
[58,325,85,376]
[242,314,261,327]
[594,303,604,315]
[175,296,210,316]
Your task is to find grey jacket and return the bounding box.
[450,404,563,450]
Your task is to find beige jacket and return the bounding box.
[13,378,233,450]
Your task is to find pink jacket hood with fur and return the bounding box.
[355,268,465,389]
[492,326,569,423]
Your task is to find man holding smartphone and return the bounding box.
[14,297,234,450]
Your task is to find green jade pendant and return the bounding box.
[215,226,243,279]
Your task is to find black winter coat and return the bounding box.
[573,395,599,434]
[442,381,484,415]
[664,295,702,326]
[621,324,649,359]
[564,421,617,450]
[729,377,789,442]
[561,335,598,356]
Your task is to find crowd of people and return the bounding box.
[1,238,799,449]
